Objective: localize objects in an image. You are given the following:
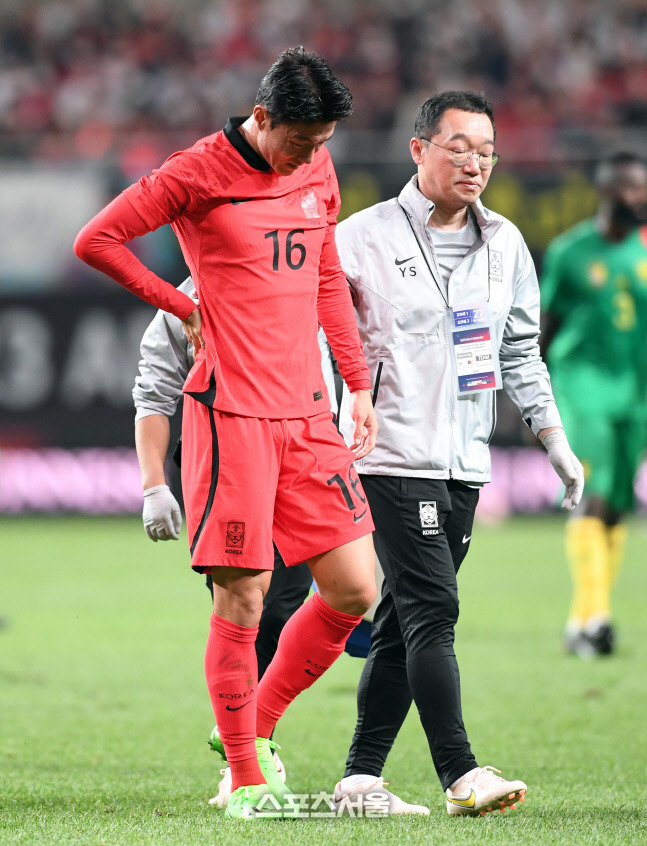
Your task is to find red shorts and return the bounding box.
[181,398,374,571]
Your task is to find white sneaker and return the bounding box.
[563,622,596,659]
[208,752,286,808]
[446,766,527,816]
[334,775,430,816]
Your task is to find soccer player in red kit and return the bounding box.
[74,47,377,819]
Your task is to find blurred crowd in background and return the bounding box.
[2,0,647,171]
[1,0,647,512]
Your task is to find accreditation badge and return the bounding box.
[447,301,501,394]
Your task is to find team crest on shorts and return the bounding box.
[419,501,439,536]
[226,521,245,554]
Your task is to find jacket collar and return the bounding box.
[397,175,501,242]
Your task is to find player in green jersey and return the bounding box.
[541,152,647,657]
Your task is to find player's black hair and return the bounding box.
[595,151,647,187]
[414,91,496,141]
[255,46,353,125]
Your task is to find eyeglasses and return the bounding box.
[419,138,499,169]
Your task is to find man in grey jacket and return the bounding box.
[333,91,584,816]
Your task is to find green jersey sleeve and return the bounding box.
[540,239,568,318]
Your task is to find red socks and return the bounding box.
[205,596,363,787]
[256,591,363,738]
[204,613,264,790]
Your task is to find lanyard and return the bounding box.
[397,200,493,303]
[397,200,448,307]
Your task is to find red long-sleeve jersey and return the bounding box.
[74,117,371,418]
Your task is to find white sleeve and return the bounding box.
[132,278,196,421]
[499,243,562,435]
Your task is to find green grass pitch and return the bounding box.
[1,514,646,845]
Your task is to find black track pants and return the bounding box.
[344,475,479,791]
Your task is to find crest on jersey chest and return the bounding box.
[300,187,320,220]
[588,261,608,288]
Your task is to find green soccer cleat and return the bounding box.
[256,737,293,802]
[226,784,284,820]
[207,725,226,761]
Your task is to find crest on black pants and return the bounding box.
[418,501,438,528]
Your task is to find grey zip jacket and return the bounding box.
[132,278,197,422]
[336,176,562,483]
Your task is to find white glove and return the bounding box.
[142,484,182,541]
[541,429,584,511]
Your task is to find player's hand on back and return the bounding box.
[181,305,205,352]
[142,485,182,541]
[349,389,378,460]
